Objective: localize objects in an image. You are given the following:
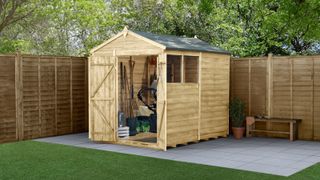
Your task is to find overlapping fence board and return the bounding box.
[71,58,87,132]
[0,54,87,143]
[0,55,17,143]
[231,55,320,140]
[231,57,267,116]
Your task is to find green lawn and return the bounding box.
[0,141,319,180]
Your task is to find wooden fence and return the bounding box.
[231,54,320,140]
[0,54,88,143]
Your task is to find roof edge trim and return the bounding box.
[90,29,166,54]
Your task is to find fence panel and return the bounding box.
[231,54,320,140]
[0,55,17,143]
[0,54,87,143]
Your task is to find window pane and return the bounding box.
[184,56,199,83]
[167,55,181,83]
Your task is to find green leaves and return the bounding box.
[0,0,319,56]
[229,98,246,128]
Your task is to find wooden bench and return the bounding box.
[246,117,302,141]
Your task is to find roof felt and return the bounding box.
[133,31,230,54]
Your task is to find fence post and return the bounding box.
[266,53,273,118]
[312,57,315,140]
[54,58,58,135]
[290,58,293,119]
[70,57,73,133]
[15,52,23,140]
[248,59,252,116]
[85,57,89,131]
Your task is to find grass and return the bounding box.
[0,141,319,180]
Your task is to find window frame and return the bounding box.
[166,54,199,84]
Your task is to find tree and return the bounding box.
[0,0,35,33]
[1,0,115,55]
[0,0,319,56]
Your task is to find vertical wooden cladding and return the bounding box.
[200,53,229,139]
[0,55,17,143]
[0,54,87,143]
[231,55,320,140]
[166,84,199,146]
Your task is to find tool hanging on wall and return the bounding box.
[118,62,125,127]
[129,56,135,118]
[120,62,124,111]
[123,65,129,117]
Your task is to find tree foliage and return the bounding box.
[0,0,319,57]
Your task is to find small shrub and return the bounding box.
[229,98,246,127]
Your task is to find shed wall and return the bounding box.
[200,53,230,139]
[166,83,199,146]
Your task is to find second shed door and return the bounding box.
[89,55,117,142]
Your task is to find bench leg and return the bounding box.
[246,124,250,137]
[294,123,298,140]
[290,122,294,141]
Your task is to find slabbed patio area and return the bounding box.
[34,133,320,176]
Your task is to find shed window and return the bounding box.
[167,55,181,83]
[184,56,199,83]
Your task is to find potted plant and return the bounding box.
[229,98,246,139]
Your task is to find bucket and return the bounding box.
[150,114,157,133]
[126,117,137,136]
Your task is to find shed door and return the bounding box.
[157,53,167,150]
[89,55,117,142]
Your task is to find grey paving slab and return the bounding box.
[34,133,320,177]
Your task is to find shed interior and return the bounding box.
[116,53,202,148]
[117,55,158,145]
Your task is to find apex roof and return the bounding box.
[91,27,230,55]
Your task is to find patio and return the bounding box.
[34,133,320,176]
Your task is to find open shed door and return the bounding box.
[157,53,167,150]
[89,55,117,142]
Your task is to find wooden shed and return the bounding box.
[89,27,230,150]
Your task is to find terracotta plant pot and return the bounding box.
[232,127,245,139]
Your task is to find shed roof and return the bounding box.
[90,28,230,55]
[133,31,230,55]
